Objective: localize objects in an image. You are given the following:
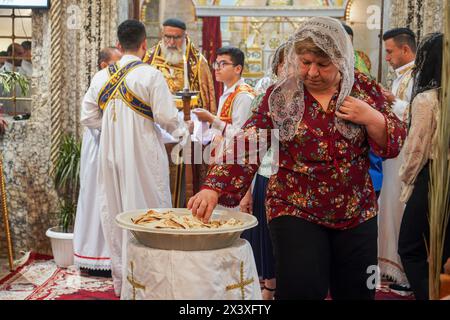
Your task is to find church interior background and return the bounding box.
[0,0,447,300]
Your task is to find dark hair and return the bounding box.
[383,28,417,53]
[98,47,119,69]
[163,18,186,31]
[21,41,31,51]
[342,23,353,37]
[294,37,329,59]
[411,32,443,102]
[117,20,146,51]
[216,46,245,74]
[6,43,22,57]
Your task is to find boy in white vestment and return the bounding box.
[193,46,255,139]
[80,20,189,296]
[74,47,122,275]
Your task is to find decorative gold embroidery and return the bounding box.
[220,84,256,124]
[396,65,414,101]
[112,97,117,122]
[127,261,146,300]
[144,38,214,111]
[225,261,254,300]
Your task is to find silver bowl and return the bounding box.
[115,208,258,251]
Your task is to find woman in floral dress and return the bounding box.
[189,17,406,300]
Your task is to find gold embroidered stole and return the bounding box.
[97,61,154,121]
[395,64,415,101]
[219,84,256,124]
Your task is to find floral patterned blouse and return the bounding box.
[202,72,407,230]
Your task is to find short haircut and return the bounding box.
[21,41,31,51]
[6,43,21,56]
[342,23,353,37]
[216,46,245,73]
[117,19,146,51]
[383,28,417,53]
[98,47,119,69]
[163,18,186,31]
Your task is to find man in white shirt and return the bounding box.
[381,28,416,122]
[0,43,24,74]
[378,27,416,292]
[80,20,189,296]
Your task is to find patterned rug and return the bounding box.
[0,252,117,300]
[376,282,415,300]
[0,252,413,300]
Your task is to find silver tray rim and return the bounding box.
[115,208,258,235]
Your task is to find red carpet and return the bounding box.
[0,252,117,300]
[0,252,413,300]
[376,283,415,300]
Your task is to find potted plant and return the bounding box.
[46,134,81,268]
[0,71,29,96]
[0,70,30,117]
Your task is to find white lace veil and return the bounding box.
[269,17,359,141]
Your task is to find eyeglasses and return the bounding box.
[212,61,235,70]
[163,34,185,42]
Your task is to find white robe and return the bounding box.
[80,54,188,296]
[20,60,33,77]
[73,128,111,270]
[211,78,254,135]
[378,61,414,285]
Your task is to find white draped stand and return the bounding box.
[121,238,262,300]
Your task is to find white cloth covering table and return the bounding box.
[121,237,262,300]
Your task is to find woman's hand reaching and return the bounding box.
[187,189,219,223]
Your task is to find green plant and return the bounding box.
[53,134,81,233]
[58,200,77,233]
[0,71,30,96]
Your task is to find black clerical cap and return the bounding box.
[383,27,416,40]
[163,18,186,30]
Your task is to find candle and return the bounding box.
[183,54,189,91]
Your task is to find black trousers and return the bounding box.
[398,164,450,300]
[269,216,378,300]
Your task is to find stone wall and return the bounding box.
[0,0,120,258]
[389,0,443,42]
[0,10,58,257]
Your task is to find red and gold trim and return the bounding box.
[219,84,255,124]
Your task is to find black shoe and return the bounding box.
[389,283,412,295]
[87,269,112,278]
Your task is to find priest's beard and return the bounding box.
[161,42,186,65]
